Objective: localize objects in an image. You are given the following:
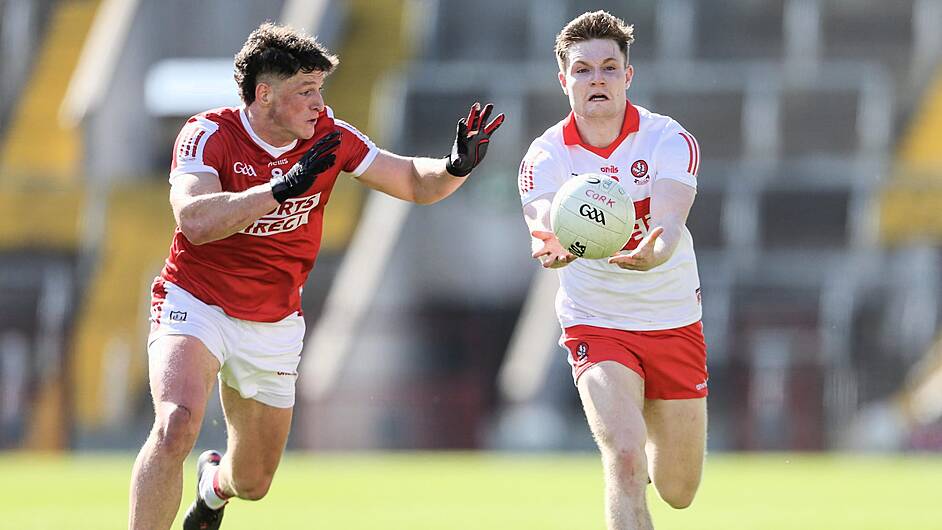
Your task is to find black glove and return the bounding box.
[445,102,505,177]
[270,131,341,203]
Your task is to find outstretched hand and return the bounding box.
[445,102,505,177]
[531,230,577,269]
[271,130,341,203]
[608,226,665,271]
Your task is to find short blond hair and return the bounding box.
[555,10,634,70]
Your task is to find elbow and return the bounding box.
[178,217,213,245]
[408,185,442,205]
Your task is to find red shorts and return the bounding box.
[561,322,709,400]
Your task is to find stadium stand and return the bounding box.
[2,0,941,452]
[339,0,942,451]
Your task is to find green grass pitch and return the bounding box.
[1,452,940,529]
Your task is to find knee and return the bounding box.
[151,405,200,460]
[656,479,700,509]
[229,468,275,501]
[602,441,648,488]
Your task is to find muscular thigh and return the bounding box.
[148,335,220,421]
[643,398,706,484]
[220,382,293,475]
[577,361,647,450]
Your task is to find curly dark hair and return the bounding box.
[234,22,339,104]
[555,11,634,70]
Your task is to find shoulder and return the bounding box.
[636,105,699,155]
[635,107,700,179]
[635,104,689,138]
[329,111,374,146]
[174,107,241,150]
[171,107,242,178]
[184,107,243,132]
[313,107,379,176]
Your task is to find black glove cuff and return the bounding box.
[445,156,472,177]
[270,178,290,203]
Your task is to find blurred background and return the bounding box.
[2,0,942,461]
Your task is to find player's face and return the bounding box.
[268,70,328,141]
[558,39,633,120]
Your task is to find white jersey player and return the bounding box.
[519,11,707,530]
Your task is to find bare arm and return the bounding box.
[356,102,505,205]
[523,194,576,269]
[356,151,466,205]
[609,178,696,271]
[170,172,279,245]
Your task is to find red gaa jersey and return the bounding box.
[160,106,378,322]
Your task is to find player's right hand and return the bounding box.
[271,130,341,203]
[445,102,505,177]
[531,230,577,269]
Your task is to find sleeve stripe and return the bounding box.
[679,132,700,176]
[175,117,218,164]
[518,160,535,195]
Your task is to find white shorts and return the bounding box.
[148,280,305,408]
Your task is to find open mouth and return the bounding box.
[588,94,609,102]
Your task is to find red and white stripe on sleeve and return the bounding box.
[678,131,700,177]
[169,116,222,181]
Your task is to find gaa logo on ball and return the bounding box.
[550,173,635,260]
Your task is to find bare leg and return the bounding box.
[643,398,707,509]
[129,336,219,530]
[578,361,653,530]
[213,383,293,501]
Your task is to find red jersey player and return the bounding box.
[519,11,705,530]
[128,23,504,530]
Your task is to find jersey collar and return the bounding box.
[562,100,640,159]
[238,106,299,158]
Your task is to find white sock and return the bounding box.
[198,465,229,510]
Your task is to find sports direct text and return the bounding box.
[240,194,321,236]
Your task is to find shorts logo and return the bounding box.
[168,310,187,322]
[576,342,589,361]
[276,371,298,377]
[631,159,649,184]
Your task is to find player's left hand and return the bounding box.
[445,102,505,177]
[608,226,665,271]
[531,230,577,269]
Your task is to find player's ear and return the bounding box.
[625,64,634,90]
[558,70,568,95]
[256,81,273,106]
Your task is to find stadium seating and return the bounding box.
[2,0,940,451]
[377,0,942,450]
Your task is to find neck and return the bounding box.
[573,112,624,149]
[245,104,294,147]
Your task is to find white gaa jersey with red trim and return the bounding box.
[519,102,702,331]
[161,106,378,322]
